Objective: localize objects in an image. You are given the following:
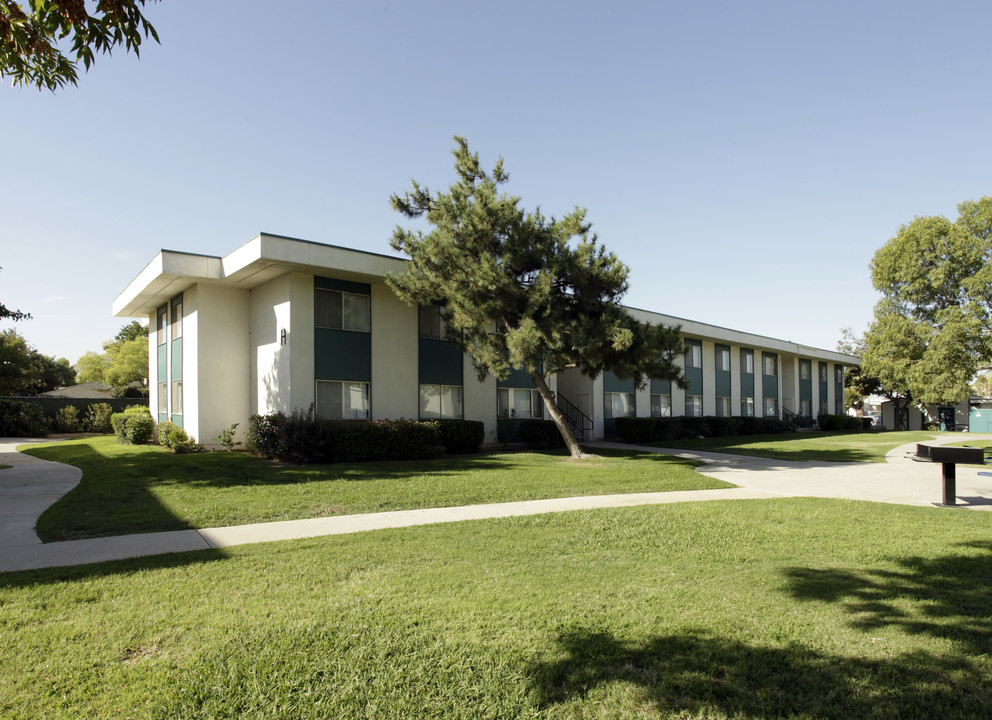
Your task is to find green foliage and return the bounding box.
[0,398,46,436]
[0,0,160,91]
[817,414,864,431]
[111,406,154,445]
[247,409,441,464]
[0,328,75,395]
[435,419,485,454]
[74,323,149,389]
[51,405,81,433]
[387,137,685,457]
[83,403,114,433]
[653,415,788,441]
[0,266,30,320]
[215,423,241,451]
[614,417,657,444]
[865,196,992,406]
[517,419,566,449]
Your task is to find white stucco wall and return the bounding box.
[251,276,292,416]
[192,283,251,446]
[370,285,419,420]
[463,357,497,440]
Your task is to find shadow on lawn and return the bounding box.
[529,627,989,718]
[783,541,992,656]
[654,432,914,464]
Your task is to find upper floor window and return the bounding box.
[835,366,843,385]
[741,349,754,374]
[419,304,454,340]
[316,289,370,332]
[716,346,731,372]
[685,342,702,369]
[170,296,182,339]
[157,306,167,345]
[800,361,811,381]
[763,354,777,376]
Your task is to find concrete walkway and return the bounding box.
[2,435,991,573]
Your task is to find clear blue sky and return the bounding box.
[3,0,990,364]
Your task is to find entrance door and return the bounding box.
[939,406,956,432]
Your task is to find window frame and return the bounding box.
[685,394,703,417]
[764,397,779,417]
[763,353,777,376]
[604,391,636,419]
[651,393,672,418]
[716,396,731,417]
[497,387,544,419]
[741,396,755,417]
[315,288,371,332]
[316,379,371,420]
[716,346,731,372]
[741,349,754,375]
[685,342,702,369]
[419,383,463,419]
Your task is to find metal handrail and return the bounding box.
[556,393,593,440]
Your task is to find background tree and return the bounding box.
[388,137,685,458]
[863,196,992,415]
[836,327,874,412]
[1,0,160,91]
[0,328,75,395]
[73,321,148,391]
[0,267,30,320]
[972,371,992,398]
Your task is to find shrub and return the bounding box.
[653,417,684,442]
[246,409,441,464]
[615,417,656,444]
[111,406,155,445]
[517,419,565,449]
[843,415,863,430]
[84,403,114,434]
[0,398,47,437]
[736,416,764,436]
[760,417,790,434]
[52,405,81,433]
[435,419,485,454]
[215,423,241,450]
[706,416,741,437]
[817,414,846,431]
[156,420,179,448]
[681,416,711,438]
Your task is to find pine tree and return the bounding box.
[388,137,685,458]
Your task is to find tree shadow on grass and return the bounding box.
[529,627,990,718]
[782,541,992,656]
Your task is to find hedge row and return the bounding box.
[615,415,792,443]
[0,399,117,437]
[818,413,871,431]
[245,409,486,464]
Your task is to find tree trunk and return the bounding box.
[529,370,587,459]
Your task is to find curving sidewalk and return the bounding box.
[2,435,991,573]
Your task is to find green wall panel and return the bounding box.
[650,377,672,394]
[419,339,463,386]
[157,344,167,382]
[799,360,812,406]
[315,329,372,381]
[762,352,778,401]
[603,370,635,393]
[497,366,536,388]
[170,337,182,381]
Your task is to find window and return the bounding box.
[316,380,370,419]
[157,382,167,414]
[498,388,544,419]
[764,397,778,417]
[741,397,754,417]
[420,384,462,419]
[316,289,370,331]
[820,363,828,382]
[171,381,183,415]
[685,342,702,368]
[763,354,777,376]
[800,361,811,381]
[651,393,672,417]
[741,349,754,374]
[157,306,167,345]
[800,399,812,417]
[716,347,730,372]
[419,304,457,340]
[170,296,182,339]
[716,397,731,417]
[685,395,702,417]
[604,392,635,418]
[835,366,843,385]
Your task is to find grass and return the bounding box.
[653,430,947,463]
[20,436,726,542]
[3,497,992,718]
[0,464,10,470]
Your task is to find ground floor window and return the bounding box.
[420,384,463,419]
[171,381,183,415]
[800,399,811,417]
[157,382,167,415]
[651,393,672,417]
[605,392,635,418]
[685,395,702,417]
[498,387,544,419]
[741,397,754,416]
[764,397,778,417]
[316,380,370,419]
[716,396,731,417]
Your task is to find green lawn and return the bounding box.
[652,430,946,463]
[3,498,992,719]
[21,436,725,542]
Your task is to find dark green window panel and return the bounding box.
[171,414,183,428]
[315,276,371,295]
[157,344,167,382]
[497,366,537,388]
[315,328,372,382]
[650,377,672,394]
[603,370,636,393]
[419,339,463,386]
[170,337,182,381]
[741,373,754,398]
